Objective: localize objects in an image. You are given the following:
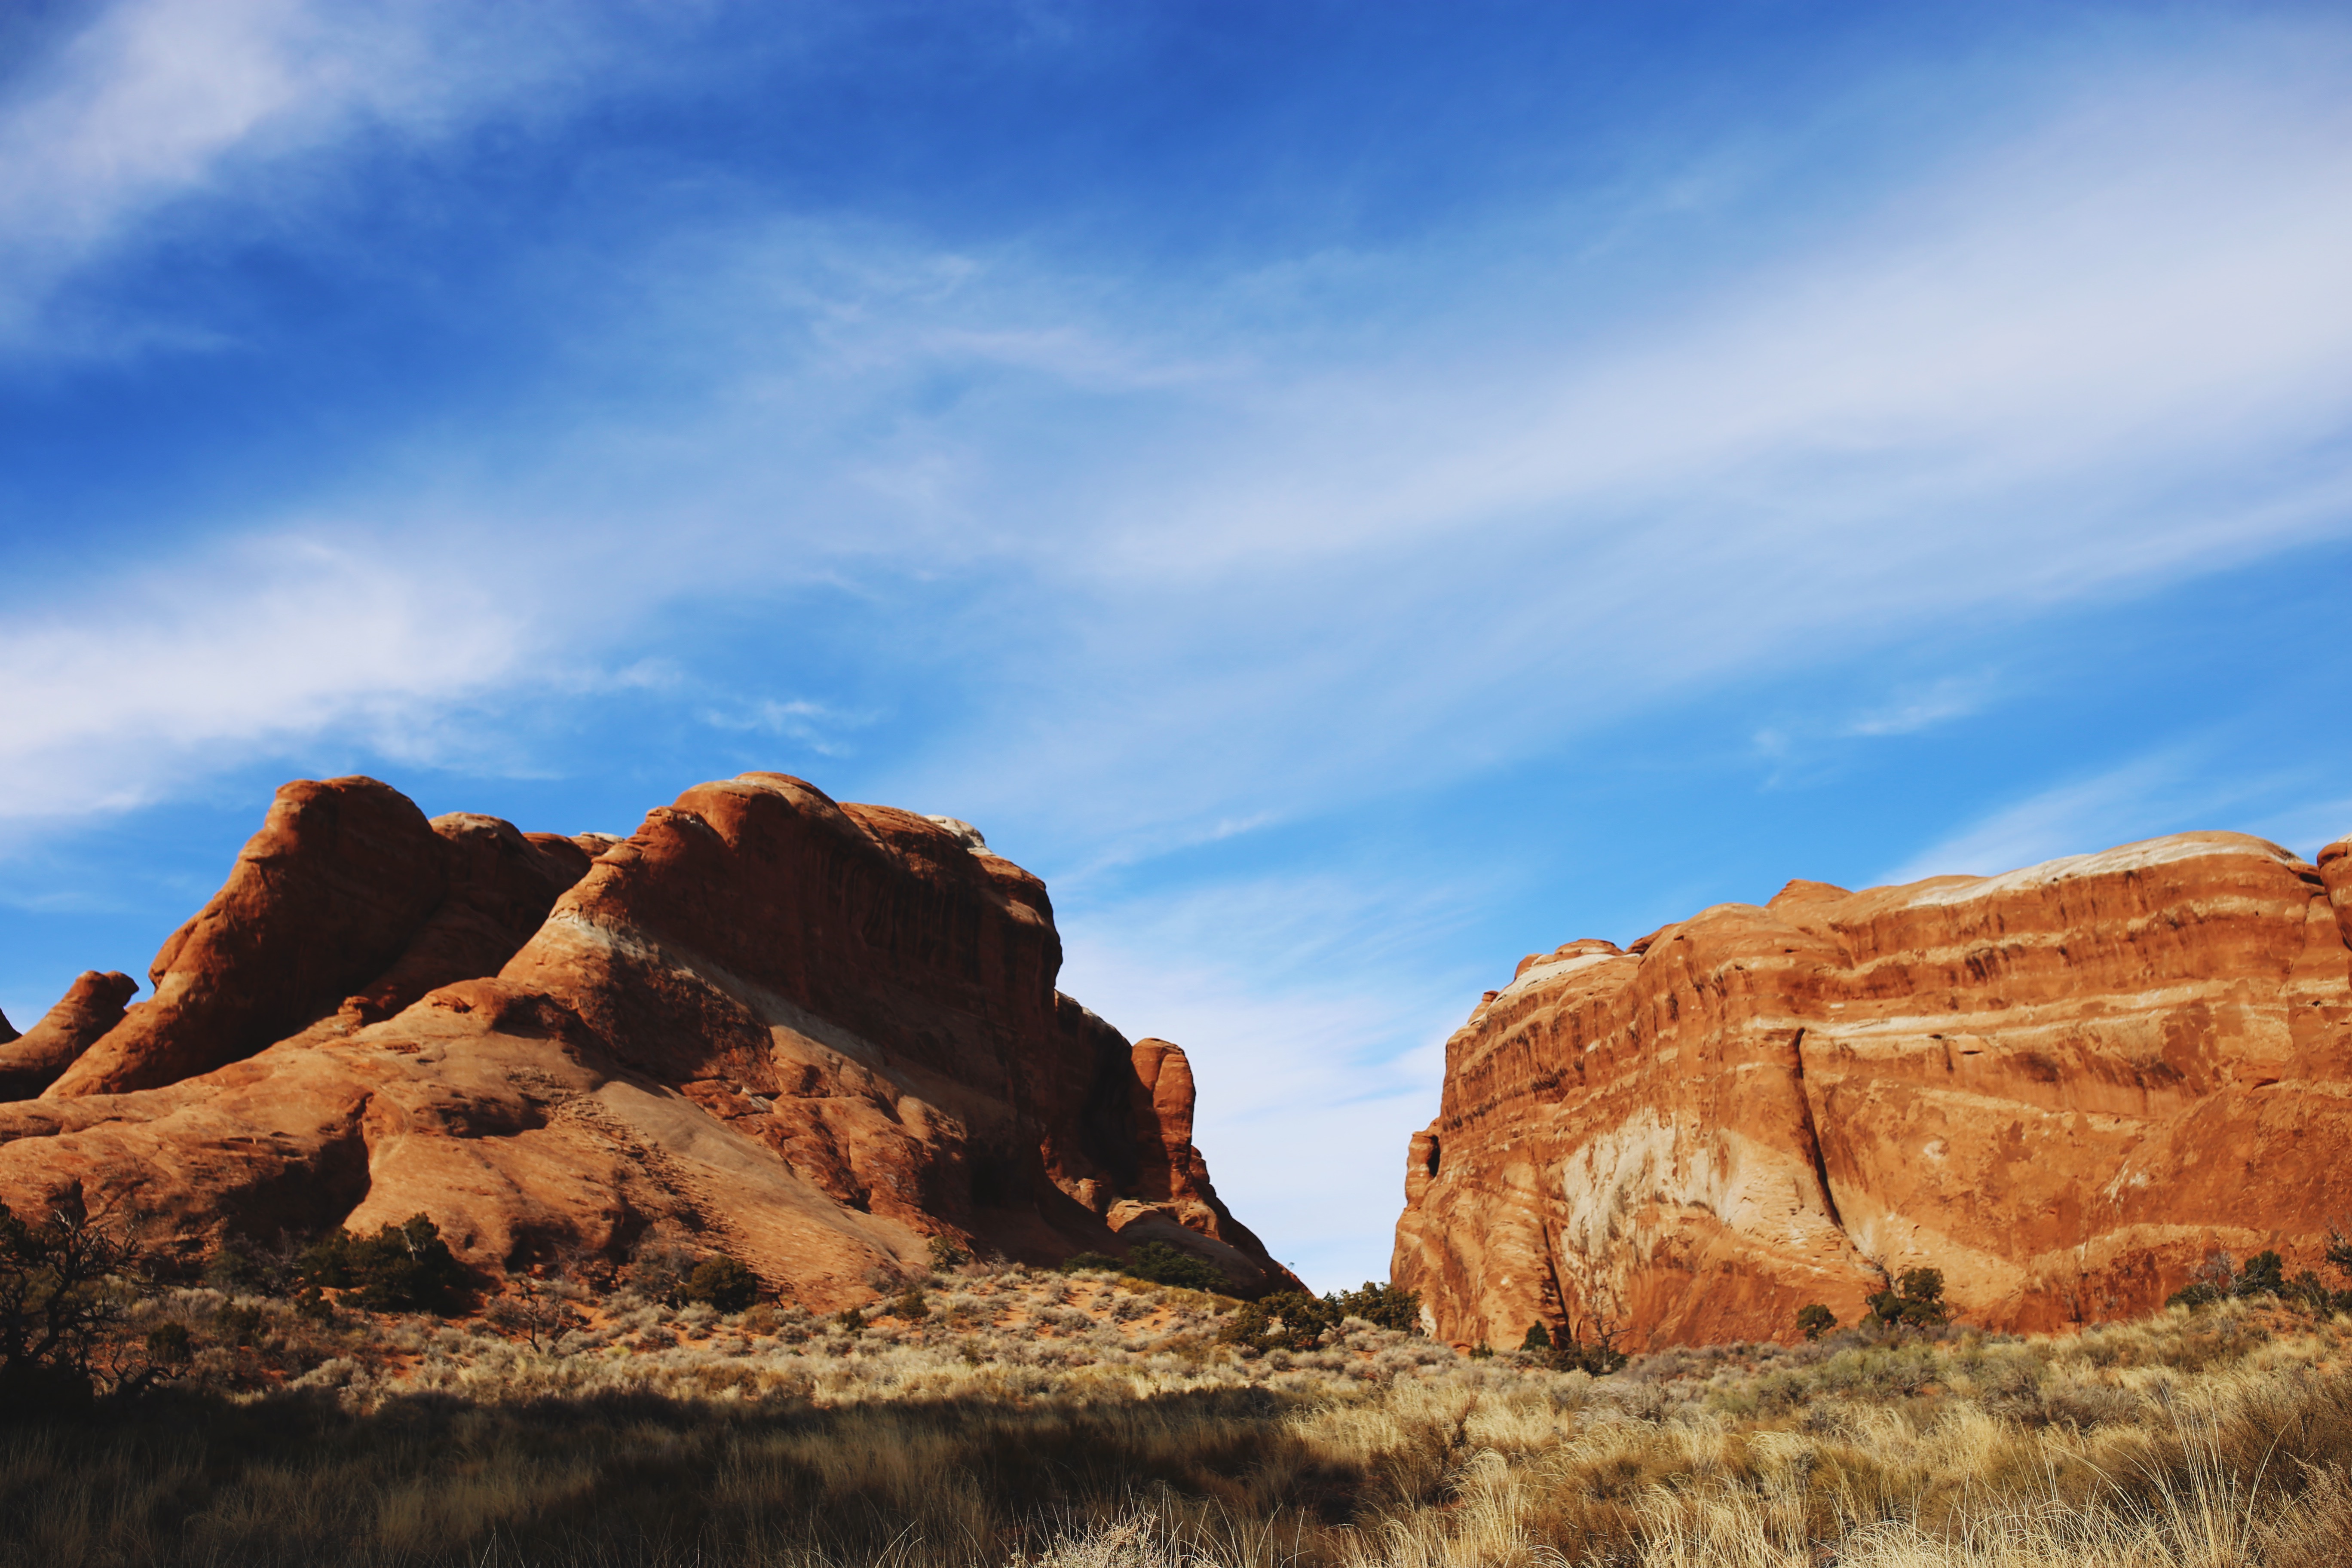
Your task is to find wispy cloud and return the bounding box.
[0,535,530,824]
[1753,672,1999,770]
[1875,745,2332,885]
[0,0,623,350]
[1838,675,1997,739]
[701,697,873,758]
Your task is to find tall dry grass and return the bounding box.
[5,1272,2350,1566]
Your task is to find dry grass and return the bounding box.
[7,1273,2352,1567]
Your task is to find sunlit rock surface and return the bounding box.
[1396,831,2352,1350]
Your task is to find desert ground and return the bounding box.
[8,1247,2350,1568]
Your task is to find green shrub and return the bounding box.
[202,1246,276,1296]
[1217,1292,1333,1352]
[926,1235,972,1271]
[890,1290,929,1321]
[143,1323,191,1368]
[215,1302,264,1346]
[2168,1249,2243,1310]
[1328,1280,1421,1332]
[681,1255,761,1314]
[296,1214,471,1314]
[2285,1270,2344,1315]
[2236,1250,2285,1298]
[1118,1241,1233,1295]
[1058,1251,1123,1274]
[1868,1268,1951,1330]
[1547,1329,1628,1375]
[1796,1303,1838,1341]
[1520,1320,1553,1353]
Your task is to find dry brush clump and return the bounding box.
[8,1242,2352,1568]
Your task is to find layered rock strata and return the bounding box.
[0,774,1293,1307]
[1394,831,2352,1350]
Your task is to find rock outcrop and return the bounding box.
[49,780,597,1098]
[1394,831,2352,1351]
[0,971,138,1100]
[0,774,1295,1307]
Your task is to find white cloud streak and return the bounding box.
[0,0,613,348]
[0,536,529,823]
[1874,743,2342,886]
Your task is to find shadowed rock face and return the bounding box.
[1395,831,2352,1351]
[0,773,1295,1307]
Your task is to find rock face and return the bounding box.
[0,971,138,1100]
[49,780,596,1098]
[1394,831,2352,1351]
[0,774,1295,1306]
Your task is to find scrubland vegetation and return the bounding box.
[6,1206,2352,1565]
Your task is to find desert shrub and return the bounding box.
[1520,1320,1552,1352]
[2286,1269,2343,1315]
[0,1192,157,1412]
[487,1274,587,1351]
[1796,1302,1838,1340]
[926,1234,972,1270]
[681,1254,761,1314]
[1219,1291,1337,1352]
[295,1215,470,1314]
[1867,1267,1951,1329]
[1057,1250,1122,1274]
[1547,1327,1629,1375]
[621,1235,701,1302]
[890,1289,930,1321]
[1119,1240,1233,1294]
[200,1246,277,1296]
[1222,1288,1422,1355]
[1327,1279,1421,1331]
[2168,1246,2244,1309]
[142,1323,192,1369]
[214,1302,264,1346]
[2238,1248,2287,1298]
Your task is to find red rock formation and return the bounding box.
[1395,831,2352,1351]
[0,773,1295,1307]
[0,972,138,1099]
[49,781,591,1098]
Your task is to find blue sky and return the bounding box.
[3,0,2350,1289]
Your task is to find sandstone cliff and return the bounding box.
[1394,831,2352,1351]
[0,774,1295,1307]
